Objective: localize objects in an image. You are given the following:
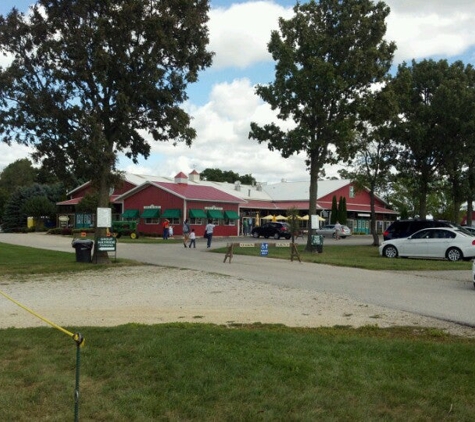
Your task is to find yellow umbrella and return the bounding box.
[299,215,309,221]
[261,215,275,220]
[275,215,287,220]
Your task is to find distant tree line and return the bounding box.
[200,168,256,185]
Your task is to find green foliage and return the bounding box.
[201,168,256,185]
[76,192,100,214]
[0,0,214,210]
[331,195,338,223]
[338,196,347,224]
[22,196,56,218]
[22,196,56,230]
[0,159,37,194]
[0,159,39,221]
[1,184,64,232]
[390,59,475,219]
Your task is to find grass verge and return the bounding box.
[0,324,474,421]
[214,243,473,271]
[0,242,141,277]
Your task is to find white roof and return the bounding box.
[71,171,350,203]
[263,179,350,201]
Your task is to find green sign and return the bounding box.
[97,237,116,252]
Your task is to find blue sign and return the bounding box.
[260,243,269,257]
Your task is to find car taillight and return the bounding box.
[472,240,475,245]
[383,230,389,237]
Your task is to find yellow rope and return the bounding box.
[0,289,85,347]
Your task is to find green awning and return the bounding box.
[207,209,224,219]
[189,209,207,219]
[140,209,160,219]
[122,209,139,219]
[161,208,181,218]
[224,210,239,220]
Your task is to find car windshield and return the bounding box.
[453,229,471,237]
[456,226,474,236]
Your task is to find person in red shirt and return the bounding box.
[162,219,170,240]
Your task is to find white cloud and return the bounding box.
[123,78,310,183]
[385,0,475,63]
[0,143,35,171]
[209,1,293,69]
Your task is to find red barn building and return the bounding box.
[57,171,398,236]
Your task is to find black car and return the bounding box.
[383,219,461,241]
[251,222,291,239]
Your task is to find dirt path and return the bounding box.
[1,266,474,337]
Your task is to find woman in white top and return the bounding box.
[205,220,215,248]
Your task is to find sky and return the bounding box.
[1,0,475,184]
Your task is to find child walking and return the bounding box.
[188,229,196,248]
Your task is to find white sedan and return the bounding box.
[379,227,475,262]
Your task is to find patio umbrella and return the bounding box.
[261,215,275,220]
[299,215,309,220]
[275,215,287,220]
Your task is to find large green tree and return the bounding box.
[390,59,468,219]
[0,158,38,195]
[0,158,39,221]
[433,62,475,224]
[2,183,63,232]
[249,0,395,250]
[0,0,213,258]
[341,86,399,245]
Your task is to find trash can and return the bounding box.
[311,234,324,253]
[72,239,94,263]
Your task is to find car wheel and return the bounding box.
[264,235,269,239]
[273,233,280,240]
[332,233,336,239]
[252,232,259,238]
[446,247,462,262]
[383,245,398,258]
[286,235,291,240]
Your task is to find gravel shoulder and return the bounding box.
[1,265,474,338]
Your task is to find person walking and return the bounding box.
[182,219,190,248]
[188,228,196,248]
[205,219,215,248]
[162,219,170,240]
[242,218,249,236]
[334,221,342,240]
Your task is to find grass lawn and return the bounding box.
[1,324,474,421]
[213,243,473,271]
[0,242,141,277]
[1,241,474,420]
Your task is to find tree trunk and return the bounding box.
[369,187,380,246]
[93,164,113,264]
[305,153,320,252]
[467,168,475,226]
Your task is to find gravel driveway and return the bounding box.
[2,264,475,338]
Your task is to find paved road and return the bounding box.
[1,232,474,329]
